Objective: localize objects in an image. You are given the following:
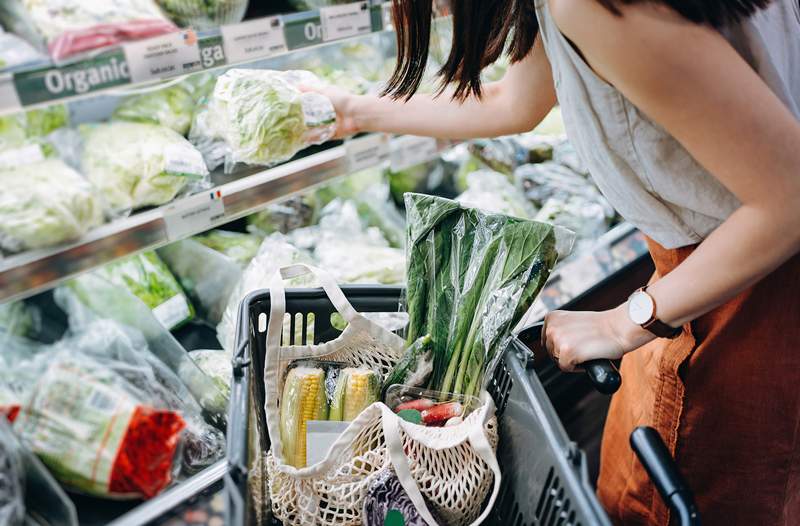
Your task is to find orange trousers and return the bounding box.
[598,239,800,525]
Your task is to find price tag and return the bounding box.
[221,16,287,64]
[123,30,202,83]
[162,190,225,241]
[389,135,438,171]
[320,2,371,42]
[0,73,21,114]
[345,134,389,172]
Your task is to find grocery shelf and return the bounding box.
[0,1,390,116]
[0,136,454,304]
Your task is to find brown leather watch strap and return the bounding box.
[642,286,682,339]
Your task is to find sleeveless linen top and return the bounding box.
[533,0,800,248]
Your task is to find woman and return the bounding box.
[321,0,800,523]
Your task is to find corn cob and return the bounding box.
[329,368,380,421]
[280,366,328,468]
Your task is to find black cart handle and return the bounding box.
[527,322,622,395]
[630,426,701,526]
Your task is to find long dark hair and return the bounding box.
[383,0,779,100]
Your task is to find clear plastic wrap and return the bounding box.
[246,194,319,237]
[193,229,261,267]
[0,301,40,340]
[385,385,480,426]
[113,83,195,135]
[514,160,595,207]
[0,418,25,526]
[217,233,315,353]
[0,159,103,253]
[158,238,242,325]
[189,69,336,173]
[0,105,70,165]
[93,251,195,331]
[80,121,209,215]
[404,193,567,398]
[154,0,248,30]
[456,169,537,219]
[56,274,228,423]
[0,30,44,70]
[0,0,177,61]
[184,350,231,399]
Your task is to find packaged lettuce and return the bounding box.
[154,0,247,29]
[81,122,209,214]
[0,105,69,166]
[190,69,336,172]
[193,230,261,267]
[113,83,195,135]
[0,159,103,252]
[456,170,537,220]
[0,30,43,70]
[94,251,195,331]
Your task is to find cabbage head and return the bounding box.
[0,159,102,252]
[113,83,195,135]
[81,122,209,213]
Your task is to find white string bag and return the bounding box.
[262,264,502,526]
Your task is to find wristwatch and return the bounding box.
[627,287,681,338]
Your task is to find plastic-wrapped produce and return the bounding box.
[246,195,318,237]
[93,251,195,331]
[158,238,242,325]
[363,469,435,526]
[0,0,177,61]
[193,229,261,267]
[535,194,614,247]
[0,301,40,340]
[217,233,315,353]
[456,170,537,219]
[113,83,195,135]
[288,0,353,10]
[190,69,336,172]
[0,159,103,253]
[154,0,248,30]
[184,350,231,399]
[0,105,69,162]
[6,319,225,498]
[0,418,25,525]
[515,161,598,206]
[80,121,209,214]
[0,30,43,70]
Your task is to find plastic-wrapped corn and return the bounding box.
[329,368,380,422]
[280,367,328,468]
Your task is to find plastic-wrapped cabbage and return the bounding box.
[456,170,537,219]
[185,350,231,399]
[193,230,261,267]
[0,0,177,61]
[246,195,318,237]
[155,0,247,29]
[514,161,597,207]
[190,69,336,172]
[93,251,195,331]
[0,159,102,252]
[535,193,614,243]
[0,105,69,164]
[81,122,209,214]
[113,83,195,135]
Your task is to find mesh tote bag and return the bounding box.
[262,264,502,526]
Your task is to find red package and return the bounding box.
[49,19,178,61]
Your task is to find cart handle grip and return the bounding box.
[630,426,701,526]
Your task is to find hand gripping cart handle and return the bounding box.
[526,321,701,526]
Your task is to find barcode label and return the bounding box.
[320,2,371,42]
[221,16,287,64]
[346,133,389,172]
[87,388,115,413]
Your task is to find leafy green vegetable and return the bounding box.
[382,334,433,397]
[94,251,195,330]
[190,69,336,171]
[193,230,261,267]
[81,121,208,212]
[246,195,318,236]
[404,194,559,398]
[113,83,195,135]
[0,105,68,158]
[0,159,103,252]
[456,170,537,219]
[155,0,247,29]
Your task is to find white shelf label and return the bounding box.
[162,190,225,241]
[0,73,20,113]
[390,135,438,171]
[346,134,389,172]
[124,30,202,83]
[320,2,371,42]
[221,16,287,64]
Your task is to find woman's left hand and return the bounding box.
[543,306,656,372]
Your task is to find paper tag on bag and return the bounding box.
[306,420,350,466]
[162,190,225,241]
[163,143,208,177]
[221,17,287,64]
[124,30,202,83]
[346,134,389,172]
[320,2,371,42]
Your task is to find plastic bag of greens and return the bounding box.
[0,30,43,70]
[56,274,228,423]
[0,105,69,165]
[0,301,40,340]
[514,161,602,207]
[246,195,319,237]
[0,418,25,525]
[404,194,570,398]
[158,238,242,325]
[93,251,195,331]
[80,121,209,215]
[113,83,196,135]
[155,0,247,29]
[217,233,314,353]
[184,349,232,399]
[456,170,537,219]
[9,320,224,498]
[193,229,261,267]
[535,193,614,246]
[0,159,103,252]
[189,69,336,172]
[0,0,177,61]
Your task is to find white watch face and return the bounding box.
[628,291,655,325]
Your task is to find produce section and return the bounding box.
[0,2,657,526]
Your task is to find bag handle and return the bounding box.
[381,403,502,526]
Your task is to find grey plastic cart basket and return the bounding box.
[225,285,698,526]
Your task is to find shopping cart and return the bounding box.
[225,286,700,526]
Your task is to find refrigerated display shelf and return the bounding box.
[0,136,455,303]
[0,2,390,116]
